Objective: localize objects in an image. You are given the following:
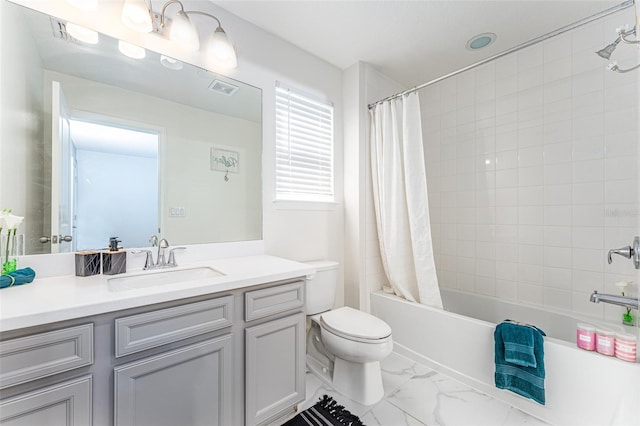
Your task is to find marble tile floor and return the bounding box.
[290,352,549,426]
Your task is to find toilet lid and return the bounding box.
[320,307,392,341]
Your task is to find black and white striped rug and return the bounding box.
[283,395,365,426]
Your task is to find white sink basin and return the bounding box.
[108,267,224,292]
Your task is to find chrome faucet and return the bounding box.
[157,238,169,266]
[590,291,639,310]
[132,236,186,270]
[132,249,154,270]
[167,247,186,267]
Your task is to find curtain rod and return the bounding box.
[368,0,634,110]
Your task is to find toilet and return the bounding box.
[305,260,393,405]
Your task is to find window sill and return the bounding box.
[272,199,339,211]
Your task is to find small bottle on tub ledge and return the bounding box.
[576,323,596,351]
[595,328,615,356]
[614,333,637,362]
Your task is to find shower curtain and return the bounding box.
[369,93,443,309]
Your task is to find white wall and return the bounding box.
[178,1,345,306]
[421,7,640,323]
[7,0,344,301]
[0,1,46,253]
[342,63,365,309]
[343,62,403,311]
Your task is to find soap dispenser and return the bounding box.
[75,250,101,277]
[102,237,127,275]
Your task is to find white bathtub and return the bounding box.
[371,289,640,426]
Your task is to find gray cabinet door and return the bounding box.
[245,313,305,426]
[114,335,233,426]
[0,375,92,425]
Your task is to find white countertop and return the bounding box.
[0,255,315,332]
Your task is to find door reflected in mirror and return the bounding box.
[70,119,159,252]
[0,1,262,255]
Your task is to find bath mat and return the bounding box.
[283,395,365,426]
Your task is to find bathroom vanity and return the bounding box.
[0,255,311,426]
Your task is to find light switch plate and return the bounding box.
[169,207,186,217]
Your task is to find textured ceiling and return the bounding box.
[216,0,627,88]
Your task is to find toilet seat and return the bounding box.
[320,307,392,343]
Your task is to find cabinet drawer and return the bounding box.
[245,281,304,322]
[0,375,93,425]
[0,324,93,390]
[115,296,234,357]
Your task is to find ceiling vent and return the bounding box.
[50,18,80,44]
[208,79,239,96]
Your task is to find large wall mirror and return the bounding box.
[1,1,262,255]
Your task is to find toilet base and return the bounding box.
[332,358,384,406]
[306,315,388,406]
[306,352,385,406]
[306,353,333,384]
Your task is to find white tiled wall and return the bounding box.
[421,8,640,322]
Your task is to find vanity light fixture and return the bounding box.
[167,6,199,51]
[120,0,238,69]
[118,40,146,59]
[122,0,153,33]
[66,22,99,44]
[66,0,98,12]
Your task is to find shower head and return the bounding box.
[596,37,621,59]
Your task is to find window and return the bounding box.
[275,82,334,203]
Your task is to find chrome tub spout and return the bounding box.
[590,291,639,310]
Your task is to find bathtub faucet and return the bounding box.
[590,291,639,310]
[607,236,640,269]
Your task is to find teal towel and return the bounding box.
[502,320,537,367]
[0,267,36,289]
[494,320,546,405]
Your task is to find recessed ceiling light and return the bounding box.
[466,33,496,51]
[118,40,145,59]
[160,55,183,70]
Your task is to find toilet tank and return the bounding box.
[304,260,339,315]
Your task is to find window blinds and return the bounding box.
[275,82,334,202]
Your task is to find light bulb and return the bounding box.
[160,55,183,70]
[206,27,237,68]
[66,0,98,11]
[121,0,152,33]
[169,11,199,51]
[66,22,99,44]
[118,40,145,59]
